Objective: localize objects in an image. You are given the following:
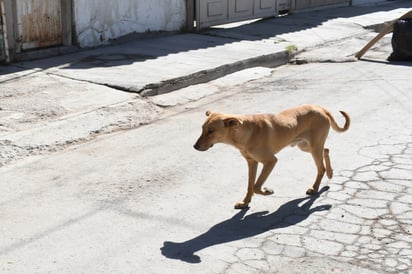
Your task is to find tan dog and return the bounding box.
[194,104,350,209]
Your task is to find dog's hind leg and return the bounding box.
[323,148,333,179]
[253,155,277,196]
[306,146,326,195]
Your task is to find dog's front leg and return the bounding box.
[234,158,257,209]
[253,156,277,195]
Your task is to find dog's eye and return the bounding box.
[207,129,214,135]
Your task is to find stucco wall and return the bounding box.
[73,0,186,48]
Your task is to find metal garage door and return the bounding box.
[196,0,278,29]
[195,0,350,30]
[15,0,63,50]
[290,0,350,12]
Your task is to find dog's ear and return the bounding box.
[224,117,242,128]
[205,111,212,116]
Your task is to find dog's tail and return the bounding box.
[325,109,350,132]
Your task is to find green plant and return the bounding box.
[286,45,298,53]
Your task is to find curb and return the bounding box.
[140,50,292,96]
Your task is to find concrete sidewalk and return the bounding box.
[1,1,410,96]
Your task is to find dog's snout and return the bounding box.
[194,137,211,151]
[194,137,203,151]
[194,143,200,150]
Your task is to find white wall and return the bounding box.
[73,0,186,48]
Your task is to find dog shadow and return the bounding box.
[160,186,331,263]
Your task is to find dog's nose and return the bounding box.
[194,143,200,150]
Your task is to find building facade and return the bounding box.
[1,0,388,63]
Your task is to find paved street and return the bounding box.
[1,1,409,168]
[1,2,412,273]
[1,57,412,273]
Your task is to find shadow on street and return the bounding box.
[161,186,331,263]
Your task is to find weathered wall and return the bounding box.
[73,0,186,48]
[1,0,14,55]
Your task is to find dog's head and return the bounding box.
[194,111,243,151]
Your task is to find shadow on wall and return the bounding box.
[160,186,331,263]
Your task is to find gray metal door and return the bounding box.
[15,0,63,50]
[196,0,278,29]
[290,0,350,12]
[195,0,351,30]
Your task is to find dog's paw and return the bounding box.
[326,169,333,179]
[306,188,317,195]
[254,187,274,196]
[234,201,250,209]
[262,187,274,195]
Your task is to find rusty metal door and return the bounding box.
[196,0,278,29]
[15,0,62,50]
